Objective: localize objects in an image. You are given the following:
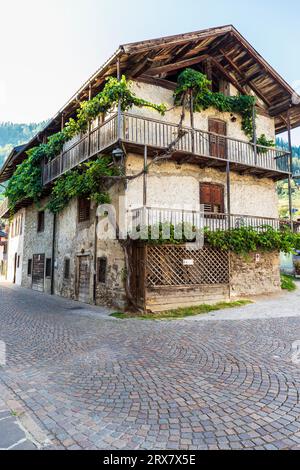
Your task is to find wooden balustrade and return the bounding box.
[130,206,283,233]
[0,198,9,219]
[42,112,291,185]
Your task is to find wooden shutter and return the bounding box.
[200,183,224,214]
[78,198,90,222]
[32,254,45,292]
[208,119,227,158]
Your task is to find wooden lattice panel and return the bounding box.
[146,245,229,287]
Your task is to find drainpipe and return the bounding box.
[93,212,98,305]
[287,108,294,231]
[51,212,56,295]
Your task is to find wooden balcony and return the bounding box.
[130,206,284,232]
[42,112,291,185]
[0,198,9,219]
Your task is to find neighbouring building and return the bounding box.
[0,25,299,312]
[0,227,8,280]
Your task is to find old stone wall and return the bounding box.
[230,250,281,297]
[125,153,279,218]
[54,189,126,309]
[21,200,54,293]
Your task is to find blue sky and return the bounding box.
[1,0,299,142]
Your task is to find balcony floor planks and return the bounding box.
[123,142,289,181]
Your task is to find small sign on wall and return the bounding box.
[183,259,194,266]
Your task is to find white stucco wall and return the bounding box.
[130,81,276,142]
[7,209,25,285]
[125,153,279,219]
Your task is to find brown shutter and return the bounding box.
[78,198,90,222]
[200,183,224,214]
[208,119,227,158]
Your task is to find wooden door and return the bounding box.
[208,119,227,158]
[77,256,90,303]
[200,183,224,214]
[32,254,45,292]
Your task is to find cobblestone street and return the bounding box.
[1,282,300,450]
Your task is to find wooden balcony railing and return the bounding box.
[0,198,9,219]
[42,114,118,185]
[130,206,283,232]
[42,112,291,185]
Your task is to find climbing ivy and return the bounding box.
[47,156,118,214]
[204,225,300,255]
[5,76,167,214]
[137,222,300,255]
[256,134,275,154]
[174,68,256,138]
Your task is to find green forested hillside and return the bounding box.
[0,121,47,168]
[276,138,300,218]
[0,122,46,199]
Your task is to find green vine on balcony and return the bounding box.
[136,223,300,255]
[174,68,256,138]
[47,157,119,214]
[5,76,167,214]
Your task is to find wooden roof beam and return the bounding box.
[210,57,246,95]
[147,54,209,76]
[269,99,292,116]
[219,48,271,106]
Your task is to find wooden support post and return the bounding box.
[87,83,92,157]
[226,160,231,229]
[117,58,122,141]
[252,103,258,166]
[60,113,65,174]
[143,146,148,207]
[287,109,294,230]
[190,91,195,154]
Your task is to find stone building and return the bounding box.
[0,25,299,312]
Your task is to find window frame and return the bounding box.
[64,258,70,280]
[45,258,52,278]
[37,211,45,233]
[27,259,32,276]
[97,257,107,284]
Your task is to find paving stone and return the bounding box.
[1,282,300,450]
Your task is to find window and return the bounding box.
[17,256,20,268]
[19,214,23,235]
[45,258,52,278]
[78,198,90,223]
[200,183,225,214]
[97,257,107,284]
[64,258,70,280]
[37,211,45,233]
[27,259,32,276]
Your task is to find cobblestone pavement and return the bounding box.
[1,283,300,450]
[0,397,37,450]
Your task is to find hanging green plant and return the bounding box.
[137,222,300,255]
[47,156,118,214]
[5,76,167,214]
[256,134,275,154]
[174,68,256,138]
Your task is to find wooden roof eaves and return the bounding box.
[121,25,234,54]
